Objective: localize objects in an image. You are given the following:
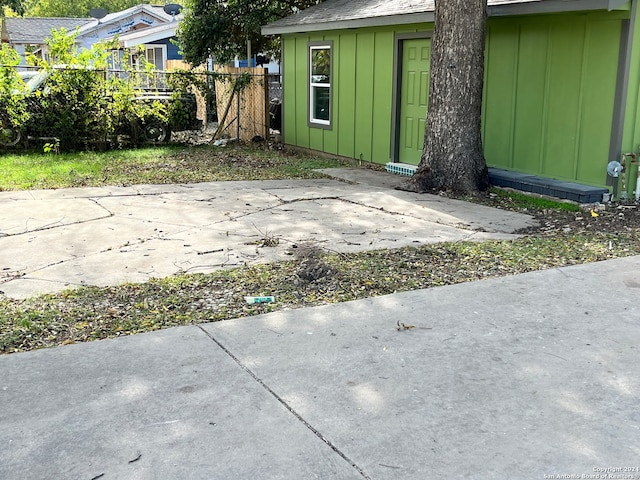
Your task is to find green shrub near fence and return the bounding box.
[0,29,192,152]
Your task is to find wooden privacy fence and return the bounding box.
[213,66,269,142]
[165,62,270,141]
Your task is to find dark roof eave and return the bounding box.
[490,0,629,16]
[262,12,435,35]
[262,0,629,36]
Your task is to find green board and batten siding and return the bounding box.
[281,11,628,188]
[282,26,416,164]
[483,13,625,187]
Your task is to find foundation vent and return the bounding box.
[385,162,417,176]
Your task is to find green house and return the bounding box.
[263,0,640,202]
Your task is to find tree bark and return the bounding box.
[398,0,489,194]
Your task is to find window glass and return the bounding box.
[145,46,164,70]
[313,86,330,121]
[311,49,330,83]
[309,44,331,127]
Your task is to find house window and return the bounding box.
[130,45,166,71]
[145,45,166,71]
[309,42,332,128]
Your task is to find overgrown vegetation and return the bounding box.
[178,0,323,66]
[0,29,197,151]
[1,0,23,15]
[0,45,29,146]
[22,0,138,17]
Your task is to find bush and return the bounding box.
[0,45,29,146]
[0,29,192,152]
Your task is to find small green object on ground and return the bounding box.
[245,296,276,304]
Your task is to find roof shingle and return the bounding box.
[262,0,623,35]
[1,17,91,44]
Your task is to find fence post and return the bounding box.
[263,68,269,140]
[237,78,241,140]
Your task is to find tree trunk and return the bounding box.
[398,0,489,194]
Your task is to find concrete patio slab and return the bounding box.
[0,170,538,298]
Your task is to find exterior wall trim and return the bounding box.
[307,40,334,130]
[490,0,628,17]
[280,37,285,142]
[262,0,625,35]
[263,14,435,35]
[611,16,634,172]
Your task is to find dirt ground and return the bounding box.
[477,191,640,236]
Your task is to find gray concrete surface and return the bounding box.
[1,256,639,479]
[0,169,536,299]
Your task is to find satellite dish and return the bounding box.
[163,3,183,20]
[89,8,108,21]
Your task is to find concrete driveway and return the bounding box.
[0,168,536,298]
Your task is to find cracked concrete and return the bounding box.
[0,169,537,298]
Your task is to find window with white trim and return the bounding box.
[145,45,166,71]
[309,43,332,128]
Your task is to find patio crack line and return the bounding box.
[192,195,346,223]
[0,215,114,238]
[188,194,483,241]
[268,194,474,225]
[0,198,114,238]
[0,260,66,285]
[196,325,373,480]
[225,194,398,222]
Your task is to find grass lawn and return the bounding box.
[0,143,351,190]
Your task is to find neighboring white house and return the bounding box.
[75,4,174,50]
[2,5,281,76]
[1,4,175,66]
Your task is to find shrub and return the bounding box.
[1,29,191,152]
[0,45,29,146]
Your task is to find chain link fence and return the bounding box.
[165,62,282,141]
[2,63,283,144]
